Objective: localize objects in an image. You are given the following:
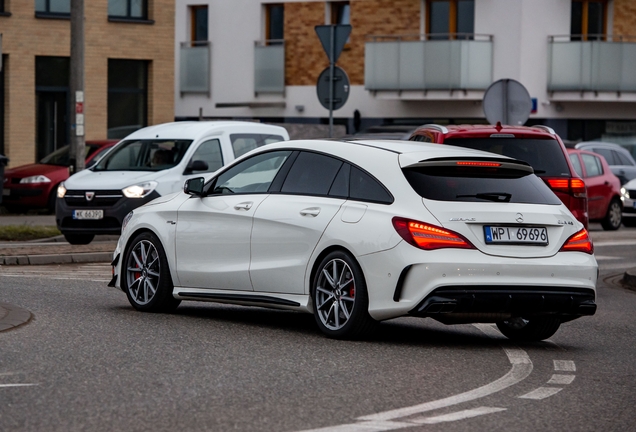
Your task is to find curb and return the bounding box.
[623,268,636,290]
[0,302,32,332]
[0,252,112,266]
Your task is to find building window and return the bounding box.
[108,0,147,20]
[571,0,607,40]
[108,59,147,139]
[330,1,350,25]
[35,0,70,16]
[265,4,284,42]
[427,0,474,39]
[191,5,208,42]
[35,56,70,160]
[0,0,5,13]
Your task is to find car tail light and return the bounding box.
[545,178,586,198]
[559,229,594,254]
[392,217,475,250]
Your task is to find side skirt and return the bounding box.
[172,287,312,313]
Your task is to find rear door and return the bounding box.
[250,151,346,294]
[400,157,578,258]
[580,152,609,219]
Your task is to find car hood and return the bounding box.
[64,170,160,190]
[5,163,65,178]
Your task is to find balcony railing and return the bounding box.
[364,34,493,92]
[254,40,285,94]
[548,35,636,92]
[180,41,211,95]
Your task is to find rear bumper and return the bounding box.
[410,286,596,323]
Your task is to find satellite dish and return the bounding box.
[483,79,532,126]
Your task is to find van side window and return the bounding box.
[230,134,285,158]
[189,139,223,173]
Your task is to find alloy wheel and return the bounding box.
[608,201,622,228]
[126,240,161,305]
[315,259,356,331]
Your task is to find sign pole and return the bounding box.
[328,25,335,138]
[70,0,85,173]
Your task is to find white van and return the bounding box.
[56,121,289,244]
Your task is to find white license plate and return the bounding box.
[2,189,9,196]
[73,209,103,220]
[485,226,548,245]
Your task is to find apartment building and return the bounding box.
[0,0,174,167]
[175,0,636,147]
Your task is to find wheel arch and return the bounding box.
[121,226,177,286]
[308,245,367,297]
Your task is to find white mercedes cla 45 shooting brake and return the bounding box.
[110,139,598,341]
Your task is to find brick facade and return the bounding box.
[612,0,636,37]
[284,0,421,86]
[0,0,174,167]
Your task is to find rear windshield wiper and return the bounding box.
[456,192,512,202]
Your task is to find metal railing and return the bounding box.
[364,33,493,92]
[254,40,285,94]
[548,35,636,92]
[180,41,211,95]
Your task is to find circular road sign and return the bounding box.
[483,79,532,126]
[316,66,350,111]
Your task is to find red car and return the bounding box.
[409,124,589,228]
[2,141,117,213]
[567,148,623,230]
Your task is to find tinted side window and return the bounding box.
[582,154,602,177]
[281,152,343,195]
[329,164,350,198]
[190,139,223,173]
[569,154,583,178]
[350,167,393,204]
[593,148,616,165]
[615,151,635,166]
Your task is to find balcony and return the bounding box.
[254,40,285,94]
[548,35,636,93]
[180,41,211,95]
[364,34,493,93]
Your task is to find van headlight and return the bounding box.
[57,183,67,198]
[122,181,158,198]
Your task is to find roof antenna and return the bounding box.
[495,121,502,132]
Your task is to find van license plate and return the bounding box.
[73,210,103,220]
[484,226,548,245]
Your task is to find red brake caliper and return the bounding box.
[349,284,355,298]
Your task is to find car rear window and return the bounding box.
[402,164,562,205]
[443,138,571,177]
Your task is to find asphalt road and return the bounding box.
[0,225,634,432]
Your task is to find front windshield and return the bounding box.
[92,139,193,171]
[40,145,99,166]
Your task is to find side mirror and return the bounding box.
[184,177,205,196]
[184,160,209,175]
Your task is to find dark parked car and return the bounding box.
[567,148,623,230]
[409,124,589,228]
[574,141,636,185]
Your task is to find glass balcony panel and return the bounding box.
[621,44,636,91]
[365,42,400,90]
[180,42,210,94]
[594,42,621,91]
[254,43,285,93]
[365,36,492,91]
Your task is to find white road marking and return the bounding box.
[0,383,37,388]
[0,264,111,283]
[547,374,575,385]
[593,255,622,260]
[356,325,532,422]
[554,360,576,372]
[518,387,563,400]
[593,240,636,247]
[299,420,414,432]
[411,407,507,424]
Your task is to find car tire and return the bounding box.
[601,198,622,231]
[496,316,561,342]
[312,250,378,339]
[64,234,95,245]
[47,186,59,214]
[623,217,636,228]
[122,231,180,313]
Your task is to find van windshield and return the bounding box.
[92,139,193,171]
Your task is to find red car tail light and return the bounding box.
[392,217,475,250]
[545,178,586,198]
[559,229,594,254]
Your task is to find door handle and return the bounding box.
[604,181,610,186]
[234,202,253,211]
[300,207,321,217]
